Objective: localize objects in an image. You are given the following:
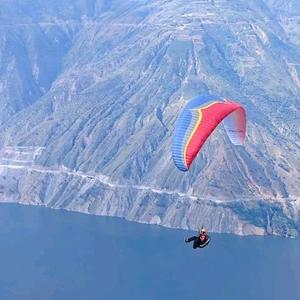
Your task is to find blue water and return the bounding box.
[0,204,299,300]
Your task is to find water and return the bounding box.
[0,203,299,300]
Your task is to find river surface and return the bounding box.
[0,203,299,300]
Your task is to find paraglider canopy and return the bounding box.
[172,95,246,171]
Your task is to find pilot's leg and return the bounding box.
[193,239,198,249]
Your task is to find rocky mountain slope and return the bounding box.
[0,0,299,236]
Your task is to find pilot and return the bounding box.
[185,227,210,249]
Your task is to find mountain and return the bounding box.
[0,0,299,236]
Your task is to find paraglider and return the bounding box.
[185,227,210,249]
[172,94,246,172]
[173,95,246,249]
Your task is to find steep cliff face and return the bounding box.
[0,0,299,236]
[0,164,298,236]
